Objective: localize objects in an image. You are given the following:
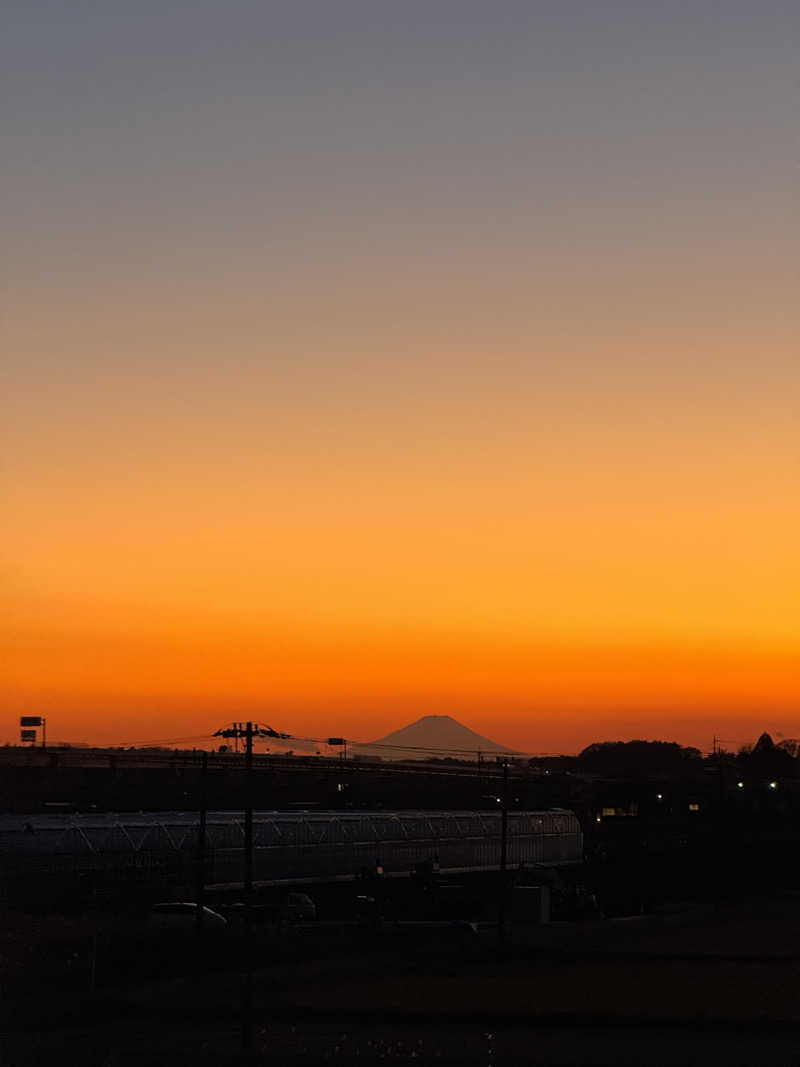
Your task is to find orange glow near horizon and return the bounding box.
[6,329,799,752]
[5,324,800,752]
[6,534,800,752]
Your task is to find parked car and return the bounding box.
[219,894,316,926]
[147,902,227,931]
[283,892,316,922]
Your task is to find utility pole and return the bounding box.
[212,720,293,1057]
[498,759,509,947]
[242,720,254,1053]
[327,737,347,763]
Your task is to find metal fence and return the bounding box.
[0,810,582,885]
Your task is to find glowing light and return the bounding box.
[737,781,744,788]
[769,781,778,789]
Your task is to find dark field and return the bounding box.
[8,897,800,1065]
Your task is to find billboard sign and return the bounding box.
[20,729,37,742]
[20,716,43,727]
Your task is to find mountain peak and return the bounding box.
[356,714,517,761]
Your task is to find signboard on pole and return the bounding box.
[20,716,43,727]
[20,729,37,742]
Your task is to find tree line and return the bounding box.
[530,732,799,781]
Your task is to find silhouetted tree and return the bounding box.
[738,732,796,781]
[577,740,702,779]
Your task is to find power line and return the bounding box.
[42,718,576,761]
[103,732,218,748]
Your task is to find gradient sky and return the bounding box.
[4,2,799,752]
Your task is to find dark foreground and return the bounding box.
[8,897,800,1065]
[15,1018,800,1066]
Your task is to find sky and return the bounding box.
[3,1,799,753]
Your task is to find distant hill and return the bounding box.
[354,714,518,762]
